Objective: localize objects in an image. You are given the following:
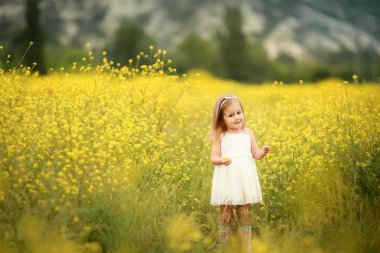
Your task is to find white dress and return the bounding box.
[210,131,262,206]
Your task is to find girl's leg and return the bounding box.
[237,204,253,253]
[219,205,233,245]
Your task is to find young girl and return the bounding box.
[210,95,270,250]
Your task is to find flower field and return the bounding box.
[0,50,380,253]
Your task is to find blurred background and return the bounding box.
[0,0,379,83]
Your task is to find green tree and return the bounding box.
[248,42,276,83]
[111,20,153,65]
[219,6,252,82]
[24,0,46,74]
[173,34,214,73]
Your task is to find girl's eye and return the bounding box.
[237,111,241,114]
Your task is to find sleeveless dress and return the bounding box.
[210,131,262,206]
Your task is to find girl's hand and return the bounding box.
[262,145,270,155]
[221,156,232,166]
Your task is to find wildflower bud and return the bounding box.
[29,41,34,46]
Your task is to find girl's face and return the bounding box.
[223,100,244,132]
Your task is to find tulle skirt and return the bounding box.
[210,156,262,206]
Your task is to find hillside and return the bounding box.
[0,0,379,62]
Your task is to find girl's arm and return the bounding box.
[211,136,231,166]
[249,130,270,160]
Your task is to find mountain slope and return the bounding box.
[0,0,379,62]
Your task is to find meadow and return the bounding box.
[0,48,380,253]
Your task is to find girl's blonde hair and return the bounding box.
[211,95,246,141]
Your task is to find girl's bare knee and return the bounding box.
[220,205,233,226]
[237,204,252,226]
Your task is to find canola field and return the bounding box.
[0,50,380,253]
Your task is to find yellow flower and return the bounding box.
[72,215,80,223]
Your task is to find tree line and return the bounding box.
[7,0,379,83]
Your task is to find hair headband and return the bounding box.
[219,96,237,111]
